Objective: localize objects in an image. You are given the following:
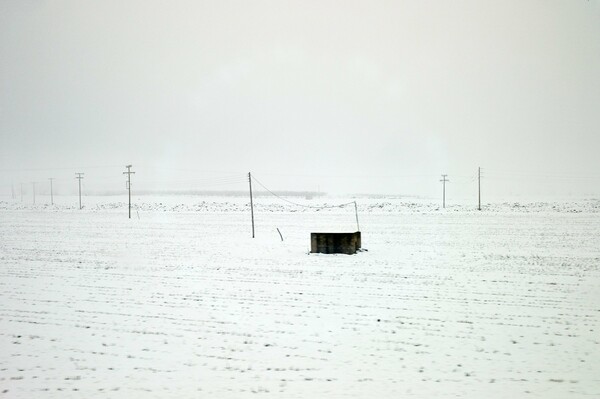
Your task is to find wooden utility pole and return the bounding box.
[478,167,481,211]
[123,165,135,219]
[440,174,449,208]
[354,201,360,231]
[49,178,54,205]
[248,172,255,238]
[32,182,36,204]
[75,173,84,209]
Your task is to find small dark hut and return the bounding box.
[310,231,361,255]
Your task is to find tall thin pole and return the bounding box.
[354,201,360,231]
[123,165,135,219]
[478,167,481,211]
[75,173,84,209]
[32,182,36,204]
[248,172,255,238]
[440,174,449,208]
[129,173,131,219]
[49,178,54,205]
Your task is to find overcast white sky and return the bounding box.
[1,0,599,199]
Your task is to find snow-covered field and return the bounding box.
[1,195,599,398]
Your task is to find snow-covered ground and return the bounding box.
[1,195,599,398]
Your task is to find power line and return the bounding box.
[251,175,355,209]
[256,172,445,180]
[250,174,361,233]
[135,166,245,175]
[482,168,600,179]
[0,165,123,173]
[133,175,247,186]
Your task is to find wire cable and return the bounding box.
[251,175,355,209]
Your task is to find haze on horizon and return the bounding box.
[1,1,599,200]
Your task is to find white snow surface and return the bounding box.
[1,195,599,398]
